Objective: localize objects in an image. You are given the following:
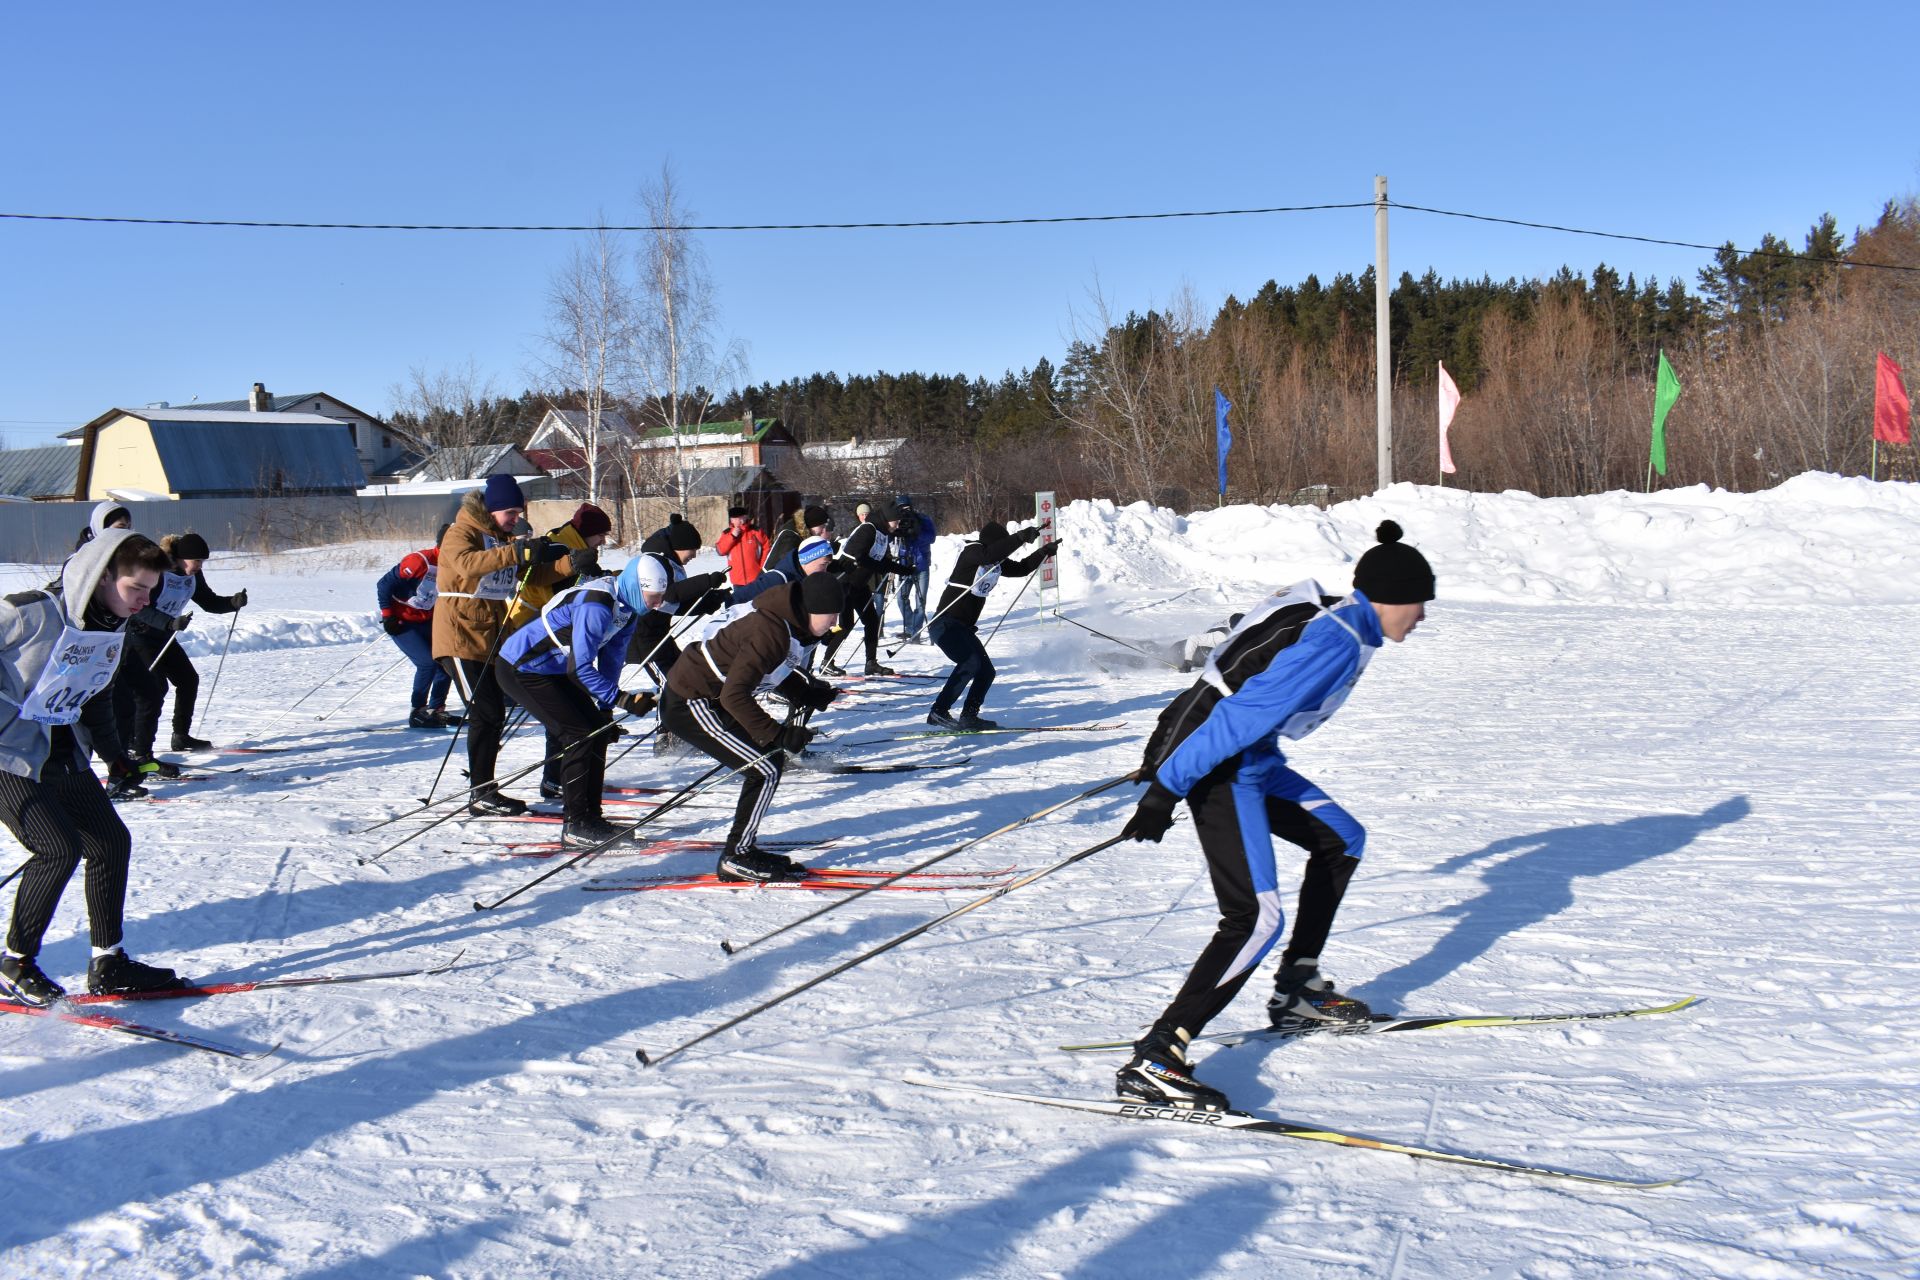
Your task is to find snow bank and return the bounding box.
[1044,473,1920,607]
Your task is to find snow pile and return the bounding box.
[1043,473,1920,607]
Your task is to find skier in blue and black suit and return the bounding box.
[495,570,656,850]
[1114,521,1436,1112]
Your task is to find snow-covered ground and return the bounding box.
[3,476,1917,1278]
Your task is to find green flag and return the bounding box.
[1650,349,1682,478]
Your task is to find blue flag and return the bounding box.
[1214,388,1233,496]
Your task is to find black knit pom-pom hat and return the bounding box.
[1351,520,1435,604]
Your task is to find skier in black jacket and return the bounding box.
[116,532,245,756]
[818,500,910,677]
[924,520,1058,730]
[622,515,728,687]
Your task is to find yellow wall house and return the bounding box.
[67,407,367,500]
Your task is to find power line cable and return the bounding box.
[1388,200,1920,275]
[0,203,1371,232]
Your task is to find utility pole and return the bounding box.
[1374,174,1392,491]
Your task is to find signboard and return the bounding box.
[1034,491,1057,603]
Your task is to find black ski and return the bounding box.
[906,1078,1684,1187]
[1058,996,1702,1052]
[0,1000,278,1059]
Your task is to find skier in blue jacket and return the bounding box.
[1115,521,1436,1111]
[495,571,656,849]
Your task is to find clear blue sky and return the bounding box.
[3,2,1915,446]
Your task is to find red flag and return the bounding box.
[1876,352,1911,444]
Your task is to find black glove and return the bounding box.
[615,690,656,718]
[803,680,838,712]
[381,614,406,636]
[231,589,249,609]
[697,572,729,595]
[1121,781,1179,843]
[570,545,602,578]
[774,723,815,755]
[1022,527,1042,544]
[515,536,555,569]
[172,613,192,632]
[1036,539,1061,558]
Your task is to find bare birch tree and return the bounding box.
[539,222,634,502]
[632,166,745,510]
[387,358,501,452]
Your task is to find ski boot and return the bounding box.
[407,708,440,730]
[468,786,529,818]
[170,731,212,751]
[0,953,65,1006]
[715,846,806,884]
[864,660,896,677]
[1115,1026,1228,1111]
[925,708,962,730]
[956,712,999,731]
[1267,959,1373,1030]
[87,948,185,996]
[818,659,847,678]
[561,816,627,849]
[539,779,565,802]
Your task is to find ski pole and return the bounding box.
[473,703,804,911]
[315,653,410,722]
[720,772,1134,956]
[238,633,387,744]
[356,714,654,840]
[199,609,241,729]
[982,570,1039,648]
[1051,610,1182,670]
[361,720,657,866]
[146,630,180,673]
[640,831,1131,1068]
[0,858,25,893]
[885,584,970,657]
[426,554,543,804]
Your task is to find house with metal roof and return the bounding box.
[173,383,426,482]
[404,443,545,483]
[0,444,86,501]
[65,406,367,499]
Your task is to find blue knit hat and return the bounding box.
[482,474,526,511]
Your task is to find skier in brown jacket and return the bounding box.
[661,573,845,881]
[433,475,565,815]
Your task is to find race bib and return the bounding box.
[154,572,196,618]
[405,567,439,612]
[969,564,1002,598]
[475,537,518,601]
[21,626,122,726]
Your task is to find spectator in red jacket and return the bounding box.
[714,507,771,588]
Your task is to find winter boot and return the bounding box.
[86,948,185,996]
[170,731,212,751]
[716,846,806,884]
[0,953,65,1006]
[925,708,962,730]
[1115,1026,1229,1111]
[864,660,896,677]
[1267,959,1373,1029]
[956,712,1000,731]
[468,787,529,818]
[561,816,627,849]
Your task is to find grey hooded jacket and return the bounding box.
[0,527,138,780]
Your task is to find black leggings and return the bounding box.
[495,663,611,822]
[659,689,784,855]
[0,769,133,957]
[820,586,881,666]
[440,657,508,787]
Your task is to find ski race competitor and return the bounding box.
[819,500,907,678]
[659,572,844,882]
[505,502,614,631]
[734,533,834,604]
[432,475,566,817]
[377,529,456,729]
[0,529,186,1004]
[116,532,247,756]
[495,569,656,849]
[622,515,730,689]
[1112,521,1436,1111]
[73,500,131,552]
[924,521,1059,730]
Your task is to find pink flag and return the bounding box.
[1437,361,1462,475]
[1875,352,1911,445]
